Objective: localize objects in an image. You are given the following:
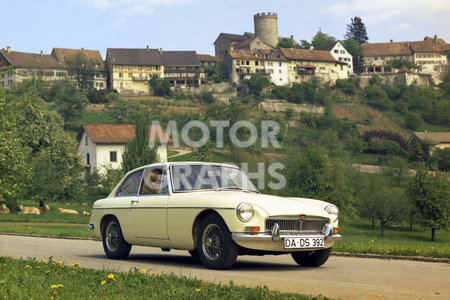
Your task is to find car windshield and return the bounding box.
[171,164,258,193]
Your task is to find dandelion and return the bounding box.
[37,266,41,269]
[57,261,62,264]
[107,273,115,281]
[140,269,146,274]
[25,265,30,268]
[42,260,48,264]
[196,289,201,292]
[101,280,107,286]
[58,284,63,288]
[51,285,58,289]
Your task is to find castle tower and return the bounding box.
[254,12,278,47]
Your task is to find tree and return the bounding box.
[64,52,96,90]
[388,59,418,71]
[285,146,355,220]
[0,94,30,211]
[311,31,336,48]
[121,115,158,173]
[359,176,410,237]
[46,78,86,130]
[299,39,312,49]
[276,38,298,49]
[404,112,423,130]
[362,85,392,110]
[148,75,171,97]
[343,38,365,73]
[345,17,369,45]
[408,164,449,241]
[246,74,270,96]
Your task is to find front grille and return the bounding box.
[265,217,329,233]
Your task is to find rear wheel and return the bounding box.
[102,216,131,259]
[291,248,332,267]
[197,214,238,269]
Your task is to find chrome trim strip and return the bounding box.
[232,233,342,242]
[91,206,234,210]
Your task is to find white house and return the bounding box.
[315,42,353,75]
[77,124,170,174]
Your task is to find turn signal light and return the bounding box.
[245,226,260,232]
[333,227,339,233]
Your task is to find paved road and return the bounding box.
[1,234,448,299]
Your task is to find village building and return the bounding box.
[225,48,288,86]
[105,47,164,95]
[407,131,450,155]
[0,46,66,88]
[214,13,294,57]
[162,51,204,87]
[51,48,108,90]
[77,124,170,174]
[361,36,448,83]
[279,48,348,84]
[315,41,353,74]
[197,54,219,66]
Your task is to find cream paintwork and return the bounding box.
[89,162,339,253]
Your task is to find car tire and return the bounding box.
[102,216,132,259]
[291,248,332,267]
[197,214,238,269]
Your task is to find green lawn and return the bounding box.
[335,219,450,258]
[82,110,117,124]
[0,257,326,300]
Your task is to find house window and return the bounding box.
[128,65,132,70]
[138,65,142,70]
[119,73,123,78]
[95,64,99,69]
[128,73,132,78]
[110,151,117,162]
[119,66,123,70]
[340,50,345,54]
[85,136,88,146]
[86,153,90,165]
[334,50,339,53]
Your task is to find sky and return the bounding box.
[2,0,449,58]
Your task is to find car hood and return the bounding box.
[190,191,331,218]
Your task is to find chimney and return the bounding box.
[390,39,393,43]
[40,50,43,56]
[290,35,294,40]
[146,45,149,51]
[81,47,84,51]
[229,46,234,51]
[434,35,437,44]
[159,48,162,55]
[7,46,11,53]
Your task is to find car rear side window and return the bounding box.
[115,169,143,196]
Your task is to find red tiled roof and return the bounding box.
[197,54,219,62]
[279,48,345,64]
[0,49,65,69]
[52,48,106,70]
[362,42,413,57]
[80,124,171,144]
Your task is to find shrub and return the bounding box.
[404,112,423,130]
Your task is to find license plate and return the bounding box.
[284,237,324,249]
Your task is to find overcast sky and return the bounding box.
[2,0,449,58]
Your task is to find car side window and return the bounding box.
[140,167,167,195]
[115,169,143,196]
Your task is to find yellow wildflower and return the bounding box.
[25,265,30,268]
[37,266,40,269]
[107,273,115,280]
[140,269,146,274]
[57,261,61,264]
[58,284,63,288]
[196,288,201,292]
[51,285,58,289]
[101,280,107,286]
[42,260,47,264]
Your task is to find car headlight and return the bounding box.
[236,202,254,222]
[325,204,339,221]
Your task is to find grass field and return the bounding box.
[0,257,327,300]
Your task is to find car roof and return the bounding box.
[128,161,239,173]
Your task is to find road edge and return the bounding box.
[1,232,448,263]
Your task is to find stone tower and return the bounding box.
[254,12,278,48]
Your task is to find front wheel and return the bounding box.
[197,214,238,269]
[102,216,132,259]
[291,248,332,267]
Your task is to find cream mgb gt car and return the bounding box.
[88,162,341,269]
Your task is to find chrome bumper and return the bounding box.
[232,233,342,242]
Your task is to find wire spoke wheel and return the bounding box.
[105,222,120,252]
[201,224,224,261]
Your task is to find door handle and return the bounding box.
[131,200,139,205]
